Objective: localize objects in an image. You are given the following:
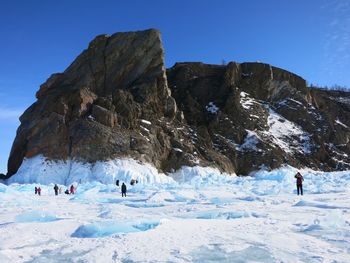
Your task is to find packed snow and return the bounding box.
[0,158,350,262]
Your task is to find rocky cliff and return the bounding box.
[5,29,350,179]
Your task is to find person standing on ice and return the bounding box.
[121,182,127,197]
[54,184,59,196]
[295,172,304,195]
[70,184,75,195]
[35,186,38,195]
[37,187,41,196]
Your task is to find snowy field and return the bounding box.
[0,161,350,262]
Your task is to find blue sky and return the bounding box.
[0,0,349,173]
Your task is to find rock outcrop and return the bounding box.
[8,29,180,177]
[5,29,350,179]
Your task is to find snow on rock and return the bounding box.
[205,102,219,114]
[87,115,95,121]
[276,98,304,110]
[140,126,150,132]
[240,92,258,110]
[241,72,253,77]
[141,119,152,125]
[332,96,350,105]
[265,108,311,154]
[236,130,261,152]
[173,147,183,153]
[335,118,349,129]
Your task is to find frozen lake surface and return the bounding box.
[0,165,349,262]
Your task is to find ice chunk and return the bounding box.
[71,220,159,238]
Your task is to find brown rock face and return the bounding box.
[6,29,350,178]
[167,62,350,174]
[8,29,179,176]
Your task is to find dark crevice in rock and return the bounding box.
[102,36,110,95]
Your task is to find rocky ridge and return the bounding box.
[4,29,350,179]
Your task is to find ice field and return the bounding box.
[0,158,350,262]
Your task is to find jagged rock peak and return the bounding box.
[8,29,178,177]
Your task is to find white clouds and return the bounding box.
[0,108,23,120]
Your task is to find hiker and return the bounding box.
[54,184,59,196]
[121,182,127,197]
[35,186,38,195]
[70,184,75,195]
[116,179,119,186]
[65,189,70,195]
[130,179,138,186]
[37,187,41,196]
[295,172,304,195]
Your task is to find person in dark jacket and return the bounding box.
[35,186,38,195]
[294,172,304,195]
[116,179,119,186]
[54,184,59,196]
[121,183,127,197]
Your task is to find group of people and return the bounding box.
[36,179,135,197]
[34,186,41,195]
[35,174,304,197]
[35,184,75,196]
[55,184,75,195]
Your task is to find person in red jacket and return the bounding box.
[37,186,41,196]
[294,172,304,195]
[70,184,75,195]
